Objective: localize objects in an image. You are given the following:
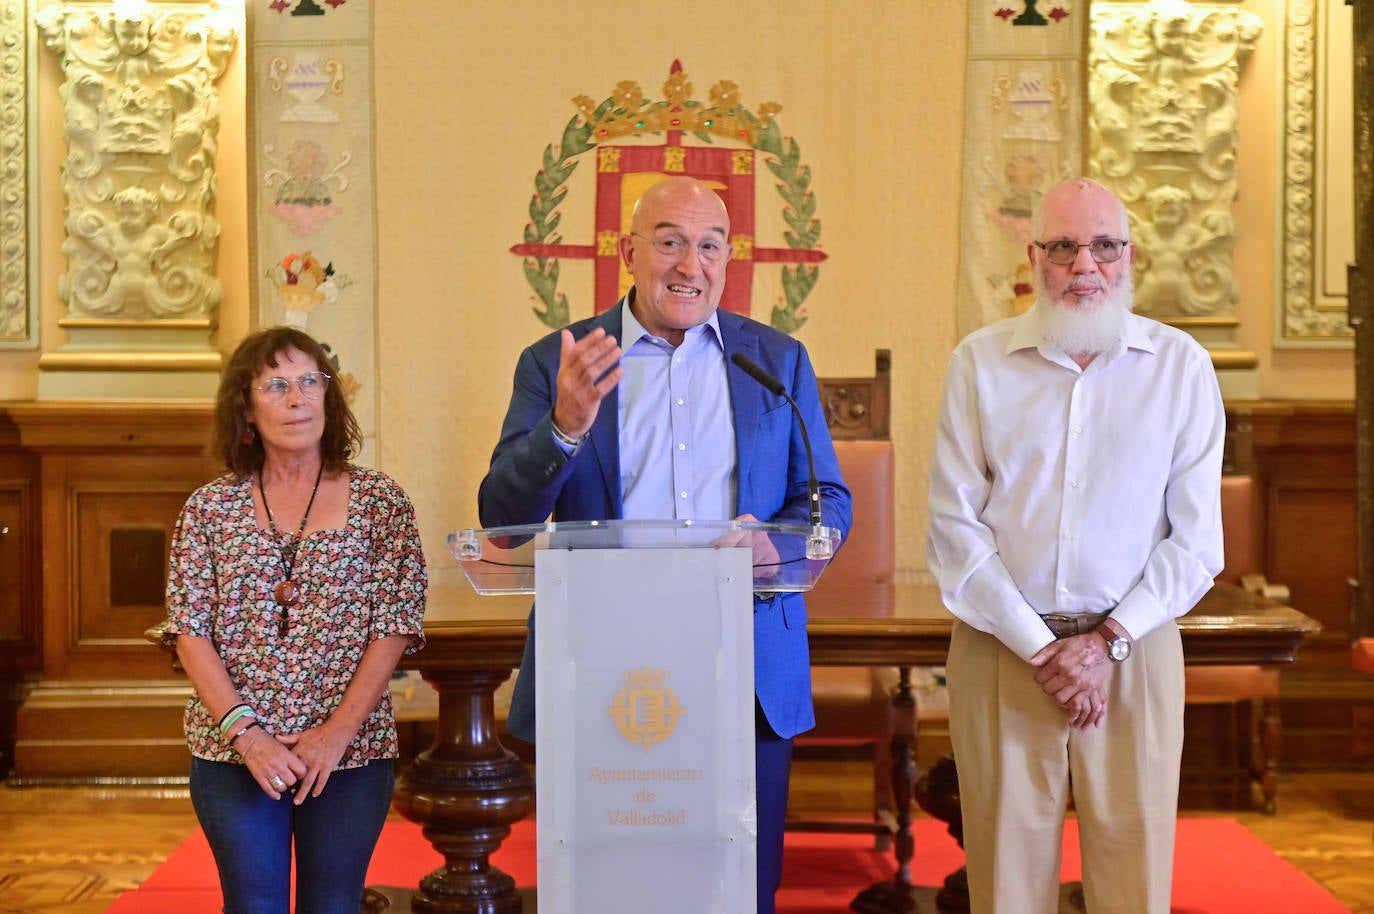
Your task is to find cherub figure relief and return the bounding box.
[1130,184,1235,316]
[61,187,194,317]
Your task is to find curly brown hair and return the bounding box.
[212,327,362,478]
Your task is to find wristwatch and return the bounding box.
[1098,623,1132,662]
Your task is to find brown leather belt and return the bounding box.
[1041,611,1112,639]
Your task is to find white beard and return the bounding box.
[1034,270,1135,357]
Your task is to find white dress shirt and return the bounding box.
[926,308,1225,661]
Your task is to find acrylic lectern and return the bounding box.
[428,519,839,914]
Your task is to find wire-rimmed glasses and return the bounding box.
[251,371,332,404]
[632,232,732,264]
[1034,238,1129,265]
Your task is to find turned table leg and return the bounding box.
[1257,696,1280,814]
[851,666,940,913]
[368,667,535,914]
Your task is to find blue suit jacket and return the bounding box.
[478,298,853,742]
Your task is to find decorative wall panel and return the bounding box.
[1278,0,1356,345]
[0,0,37,348]
[1089,0,1262,324]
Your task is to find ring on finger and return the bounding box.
[271,775,286,789]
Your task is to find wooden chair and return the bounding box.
[1180,431,1287,813]
[1351,617,1374,673]
[789,350,900,844]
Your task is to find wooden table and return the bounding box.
[824,582,1321,914]
[368,581,1320,914]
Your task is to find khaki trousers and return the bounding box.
[947,619,1184,914]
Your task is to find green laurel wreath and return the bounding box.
[520,95,822,333]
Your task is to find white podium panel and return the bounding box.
[536,547,757,914]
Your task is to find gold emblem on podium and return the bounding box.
[607,668,685,750]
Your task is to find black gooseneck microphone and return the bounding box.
[729,352,827,547]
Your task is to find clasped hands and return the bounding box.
[240,723,351,804]
[1028,632,1113,730]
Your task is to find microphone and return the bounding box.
[729,352,833,560]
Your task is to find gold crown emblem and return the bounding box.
[607,668,686,751]
[573,74,781,147]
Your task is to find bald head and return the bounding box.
[620,176,732,347]
[630,176,730,236]
[1031,178,1130,242]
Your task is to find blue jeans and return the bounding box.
[189,757,394,914]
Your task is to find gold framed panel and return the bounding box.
[1278,0,1356,346]
[0,0,38,348]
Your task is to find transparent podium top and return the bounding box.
[448,519,841,595]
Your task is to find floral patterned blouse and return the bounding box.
[162,467,427,767]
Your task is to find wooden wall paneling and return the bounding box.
[0,413,39,668]
[0,414,40,778]
[4,402,217,782]
[1269,478,1359,666]
[50,456,214,680]
[0,458,38,665]
[1247,402,1358,663]
[1228,401,1370,768]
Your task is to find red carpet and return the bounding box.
[107,816,1350,913]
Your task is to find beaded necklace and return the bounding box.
[259,461,324,636]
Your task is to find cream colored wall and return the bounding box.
[370,0,969,593]
[3,0,1354,591]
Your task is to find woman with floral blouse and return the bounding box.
[161,326,427,914]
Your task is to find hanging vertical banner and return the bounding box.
[248,0,378,464]
[955,1,1085,337]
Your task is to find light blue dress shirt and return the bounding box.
[617,299,737,521]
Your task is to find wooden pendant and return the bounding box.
[273,580,300,607]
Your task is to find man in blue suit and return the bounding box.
[479,176,852,914]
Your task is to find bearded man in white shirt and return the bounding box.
[927,177,1225,914]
